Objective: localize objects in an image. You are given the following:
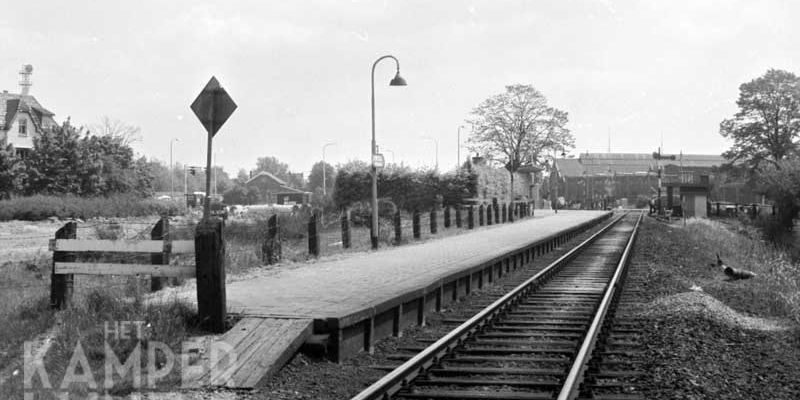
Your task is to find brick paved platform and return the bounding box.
[224,210,611,361]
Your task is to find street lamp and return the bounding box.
[169,138,179,200]
[322,142,337,196]
[370,55,407,250]
[421,135,439,171]
[457,125,466,169]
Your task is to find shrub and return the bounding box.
[0,194,181,221]
[333,163,477,212]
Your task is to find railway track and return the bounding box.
[351,211,644,400]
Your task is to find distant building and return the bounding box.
[0,65,58,157]
[245,171,311,205]
[552,152,760,209]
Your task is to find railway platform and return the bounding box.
[191,209,612,389]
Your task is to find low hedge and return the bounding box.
[0,194,181,221]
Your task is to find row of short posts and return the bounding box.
[261,202,535,265]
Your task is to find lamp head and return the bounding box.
[389,71,407,86]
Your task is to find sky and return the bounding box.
[3,0,799,177]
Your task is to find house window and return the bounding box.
[18,119,27,136]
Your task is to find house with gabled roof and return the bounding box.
[0,65,58,157]
[245,170,311,205]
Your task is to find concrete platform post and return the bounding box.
[502,203,507,223]
[468,206,474,229]
[430,208,438,234]
[51,221,76,309]
[413,210,421,239]
[341,208,351,249]
[195,217,226,333]
[455,206,462,228]
[486,204,493,226]
[478,204,484,226]
[263,214,281,264]
[394,210,402,244]
[444,206,451,228]
[150,216,170,291]
[308,211,319,257]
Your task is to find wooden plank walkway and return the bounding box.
[184,317,313,389]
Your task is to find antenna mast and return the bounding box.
[19,64,33,95]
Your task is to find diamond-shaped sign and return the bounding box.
[190,76,237,136]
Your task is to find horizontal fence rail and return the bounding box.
[49,239,194,254]
[54,262,195,277]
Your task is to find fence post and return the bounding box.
[494,203,500,224]
[468,206,475,229]
[413,210,421,239]
[486,204,493,226]
[308,211,319,257]
[195,217,226,333]
[50,221,76,309]
[444,206,451,228]
[341,208,351,249]
[394,210,402,244]
[430,208,438,234]
[150,216,170,291]
[262,214,281,265]
[508,203,514,222]
[455,207,462,228]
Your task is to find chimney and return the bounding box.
[19,64,33,95]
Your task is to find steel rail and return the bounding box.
[557,210,643,400]
[350,211,630,400]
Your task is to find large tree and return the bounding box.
[23,120,154,197]
[466,84,573,198]
[0,145,21,199]
[88,116,142,146]
[720,69,800,170]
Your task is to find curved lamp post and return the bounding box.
[371,55,407,249]
[322,142,337,196]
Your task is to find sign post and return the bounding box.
[191,76,237,219]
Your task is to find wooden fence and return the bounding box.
[49,216,227,332]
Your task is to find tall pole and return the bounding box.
[169,139,175,200]
[322,142,336,196]
[371,60,379,250]
[184,165,188,209]
[434,138,438,171]
[371,55,404,250]
[457,125,463,169]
